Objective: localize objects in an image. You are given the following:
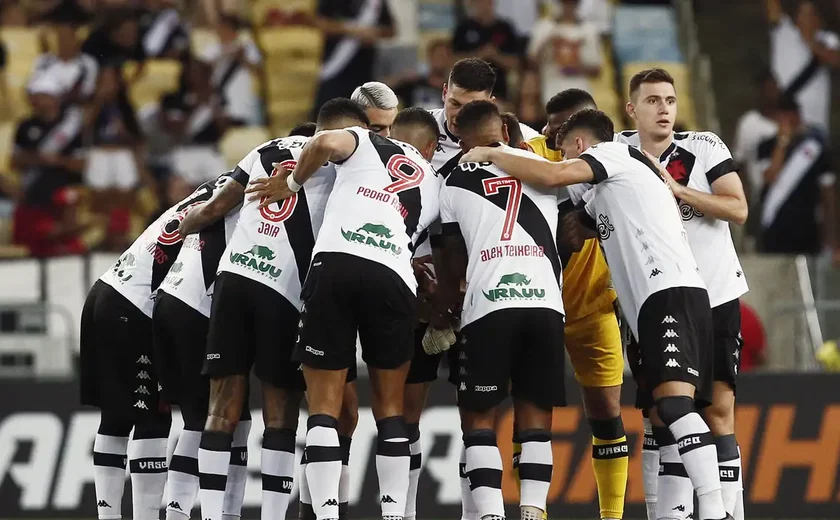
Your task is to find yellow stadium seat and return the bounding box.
[268,100,311,130]
[259,27,322,61]
[0,121,15,172]
[5,62,34,120]
[191,29,219,56]
[0,28,41,61]
[220,126,272,168]
[126,60,182,111]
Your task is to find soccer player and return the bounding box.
[255,107,442,520]
[175,99,371,520]
[153,172,252,520]
[80,179,228,520]
[525,89,628,520]
[615,68,749,520]
[437,100,563,520]
[352,81,400,137]
[461,108,733,520]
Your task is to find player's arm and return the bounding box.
[436,227,468,314]
[460,145,595,187]
[178,173,244,236]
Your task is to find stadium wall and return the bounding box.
[0,374,838,518]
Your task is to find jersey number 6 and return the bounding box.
[384,154,425,194]
[261,160,299,222]
[483,176,522,241]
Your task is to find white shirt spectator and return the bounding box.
[528,17,601,105]
[733,110,778,201]
[29,52,98,100]
[549,0,613,36]
[199,37,262,125]
[771,15,839,132]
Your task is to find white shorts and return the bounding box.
[84,148,139,190]
[172,146,228,186]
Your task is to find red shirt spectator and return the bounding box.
[739,300,767,372]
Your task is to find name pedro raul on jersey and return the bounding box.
[216,135,336,309]
[614,130,748,307]
[99,175,231,317]
[440,158,564,326]
[579,142,705,338]
[313,126,441,294]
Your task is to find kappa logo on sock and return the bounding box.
[380,495,397,504]
[97,500,111,508]
[168,501,182,511]
[322,499,338,507]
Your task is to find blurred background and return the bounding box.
[1,0,840,518]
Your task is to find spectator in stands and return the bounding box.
[82,10,143,68]
[84,66,148,250]
[733,70,780,206]
[393,39,452,110]
[198,14,263,126]
[312,0,395,114]
[739,300,767,372]
[527,0,602,106]
[514,68,546,132]
[451,0,520,101]
[11,75,90,257]
[137,0,191,61]
[162,58,228,195]
[549,0,613,38]
[757,95,837,255]
[29,24,99,107]
[767,0,840,135]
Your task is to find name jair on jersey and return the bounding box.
[480,244,545,263]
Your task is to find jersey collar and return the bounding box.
[443,121,460,144]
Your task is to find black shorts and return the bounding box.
[153,292,210,412]
[457,308,565,413]
[204,272,305,390]
[406,323,441,384]
[711,298,743,389]
[632,287,714,410]
[80,280,167,420]
[294,252,417,371]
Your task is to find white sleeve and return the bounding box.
[567,183,592,206]
[244,39,262,65]
[439,181,456,226]
[338,126,368,164]
[518,122,541,141]
[693,132,737,184]
[732,114,752,163]
[578,144,619,184]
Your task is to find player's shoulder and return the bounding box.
[676,130,729,152]
[613,130,639,144]
[518,122,541,141]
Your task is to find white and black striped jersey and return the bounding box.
[313,127,442,294]
[216,136,335,308]
[159,178,242,317]
[578,142,706,339]
[29,53,99,100]
[615,130,748,307]
[139,7,190,59]
[440,158,564,326]
[99,175,232,317]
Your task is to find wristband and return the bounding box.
[286,173,302,193]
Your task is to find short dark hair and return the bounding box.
[500,112,524,148]
[777,94,800,114]
[288,122,317,137]
[448,58,496,93]
[393,107,440,141]
[545,89,596,116]
[456,100,502,132]
[629,68,675,98]
[556,109,615,145]
[316,98,370,128]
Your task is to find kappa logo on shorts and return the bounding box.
[206,353,221,360]
[688,367,699,377]
[664,344,679,353]
[136,355,151,364]
[665,359,681,368]
[134,385,150,395]
[133,400,149,410]
[305,345,324,356]
[137,371,151,380]
[663,329,679,338]
[459,382,466,391]
[662,315,677,324]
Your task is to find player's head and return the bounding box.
[316,98,370,131]
[288,122,317,137]
[626,68,677,140]
[443,58,497,136]
[456,100,509,153]
[351,82,399,137]
[391,107,441,162]
[500,112,529,150]
[544,88,597,150]
[556,109,614,160]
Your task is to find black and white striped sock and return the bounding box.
[669,413,726,520]
[405,423,421,520]
[464,430,505,520]
[93,423,130,520]
[299,451,315,520]
[641,418,659,520]
[654,425,693,520]
[198,430,232,520]
[261,428,296,520]
[375,417,411,520]
[715,434,741,517]
[223,420,251,520]
[165,429,201,520]
[306,415,342,520]
[518,430,552,513]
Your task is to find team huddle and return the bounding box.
[80,59,749,520]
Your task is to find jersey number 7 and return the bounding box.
[261,160,299,222]
[384,154,425,194]
[483,176,522,241]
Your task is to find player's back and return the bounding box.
[441,160,564,326]
[218,135,335,308]
[314,127,441,294]
[580,142,705,333]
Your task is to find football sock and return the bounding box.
[261,427,296,520]
[517,429,553,514]
[339,435,352,518]
[223,419,251,520]
[375,417,411,519]
[165,429,201,520]
[654,426,693,520]
[306,415,342,520]
[715,434,741,517]
[464,430,505,520]
[641,418,659,520]
[405,423,422,520]
[459,444,479,520]
[94,419,131,520]
[198,430,232,520]
[129,420,171,520]
[589,417,629,520]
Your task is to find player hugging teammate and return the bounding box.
[79,58,747,520]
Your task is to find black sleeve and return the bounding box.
[580,153,608,184]
[705,158,738,184]
[0,42,6,69]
